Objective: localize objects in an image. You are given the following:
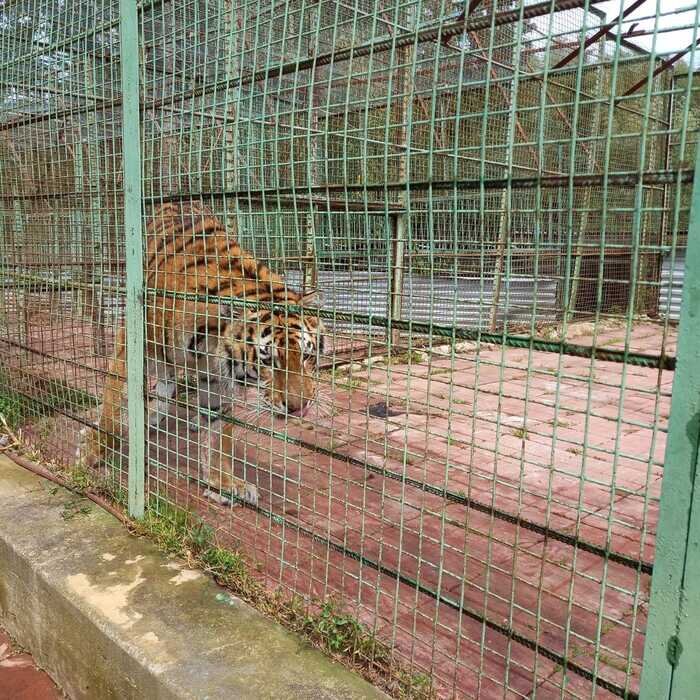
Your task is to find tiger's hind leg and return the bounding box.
[77,326,128,470]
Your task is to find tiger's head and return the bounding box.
[218,290,325,416]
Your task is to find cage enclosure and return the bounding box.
[1,1,699,698]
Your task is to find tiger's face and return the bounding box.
[219,299,325,417]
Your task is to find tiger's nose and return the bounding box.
[287,403,311,418]
[283,395,312,417]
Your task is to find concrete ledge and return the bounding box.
[0,456,385,699]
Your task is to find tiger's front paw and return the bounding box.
[204,478,258,507]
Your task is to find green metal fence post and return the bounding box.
[386,5,411,350]
[222,0,240,234]
[488,13,522,333]
[84,50,107,357]
[640,149,700,698]
[303,207,318,296]
[303,2,319,298]
[118,0,145,519]
[71,132,84,308]
[388,212,406,349]
[566,59,604,325]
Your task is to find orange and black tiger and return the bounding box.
[80,201,325,503]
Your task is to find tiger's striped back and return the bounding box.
[81,202,324,468]
[144,202,301,364]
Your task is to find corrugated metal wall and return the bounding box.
[660,250,686,321]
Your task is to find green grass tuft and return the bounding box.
[0,372,98,431]
[0,390,32,429]
[132,496,434,699]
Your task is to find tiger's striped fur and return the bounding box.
[81,202,324,491]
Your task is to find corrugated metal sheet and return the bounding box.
[286,270,558,330]
[659,250,685,321]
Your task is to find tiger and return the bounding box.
[79,201,325,506]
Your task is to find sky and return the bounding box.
[595,0,699,63]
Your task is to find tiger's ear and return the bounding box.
[298,289,324,308]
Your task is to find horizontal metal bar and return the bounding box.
[0,0,603,134]
[0,189,404,212]
[147,287,677,372]
[9,167,691,204]
[141,169,694,204]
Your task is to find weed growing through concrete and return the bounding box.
[446,434,468,447]
[60,496,92,520]
[131,495,434,700]
[548,419,571,429]
[3,437,434,698]
[387,350,425,365]
[0,374,98,431]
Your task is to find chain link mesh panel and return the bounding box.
[1,1,699,698]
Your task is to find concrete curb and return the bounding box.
[0,456,386,699]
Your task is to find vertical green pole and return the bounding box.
[72,136,84,315]
[303,207,318,295]
[640,148,700,698]
[488,27,520,333]
[119,0,145,519]
[13,197,30,369]
[386,6,411,350]
[222,0,239,234]
[655,78,675,319]
[566,62,603,324]
[388,213,406,348]
[303,2,319,297]
[488,188,510,331]
[85,52,107,356]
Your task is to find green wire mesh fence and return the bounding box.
[1,0,699,697]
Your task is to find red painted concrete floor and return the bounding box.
[24,320,672,699]
[0,628,62,700]
[132,321,673,698]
